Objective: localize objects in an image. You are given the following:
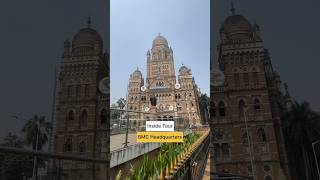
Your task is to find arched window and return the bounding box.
[218,101,226,117]
[79,141,86,154]
[247,165,253,173]
[222,143,230,158]
[254,98,261,110]
[80,110,88,127]
[239,100,246,116]
[210,102,216,117]
[100,109,107,125]
[68,111,74,121]
[64,138,72,152]
[242,132,249,144]
[257,128,267,142]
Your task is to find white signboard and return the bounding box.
[146,121,175,132]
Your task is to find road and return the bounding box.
[110,133,138,151]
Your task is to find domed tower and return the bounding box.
[147,34,175,85]
[178,65,201,125]
[53,17,109,179]
[127,68,144,114]
[211,4,290,180]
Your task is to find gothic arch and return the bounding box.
[64,138,73,152]
[79,141,86,154]
[79,109,88,127]
[218,101,226,117]
[253,98,262,110]
[250,65,260,72]
[257,127,267,143]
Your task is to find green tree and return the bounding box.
[117,98,126,110]
[0,133,33,180]
[21,115,51,151]
[282,101,320,180]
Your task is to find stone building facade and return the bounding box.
[127,35,201,126]
[51,18,109,180]
[210,9,292,180]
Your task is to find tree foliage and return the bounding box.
[282,101,320,180]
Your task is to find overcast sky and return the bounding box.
[110,0,210,104]
[0,0,107,141]
[213,0,320,111]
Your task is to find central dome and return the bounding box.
[221,14,252,34]
[72,27,103,50]
[152,34,168,48]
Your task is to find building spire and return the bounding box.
[87,15,91,28]
[231,1,235,14]
[284,83,290,97]
[158,32,161,36]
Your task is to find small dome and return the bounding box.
[179,65,192,75]
[152,34,168,48]
[72,18,103,55]
[132,68,142,78]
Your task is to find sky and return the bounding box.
[110,0,210,104]
[213,0,320,111]
[0,0,108,141]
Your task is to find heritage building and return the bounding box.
[210,7,292,180]
[127,35,201,126]
[50,18,109,180]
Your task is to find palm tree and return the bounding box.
[117,98,126,110]
[21,115,51,151]
[282,101,320,180]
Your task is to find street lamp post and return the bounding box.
[124,83,129,147]
[33,120,40,180]
[242,107,255,180]
[312,140,320,180]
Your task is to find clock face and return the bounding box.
[169,105,174,111]
[99,77,109,95]
[144,107,150,112]
[141,86,146,92]
[175,83,181,89]
[211,68,225,87]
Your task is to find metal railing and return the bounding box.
[0,146,109,180]
[110,108,190,149]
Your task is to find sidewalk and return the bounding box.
[202,151,211,180]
